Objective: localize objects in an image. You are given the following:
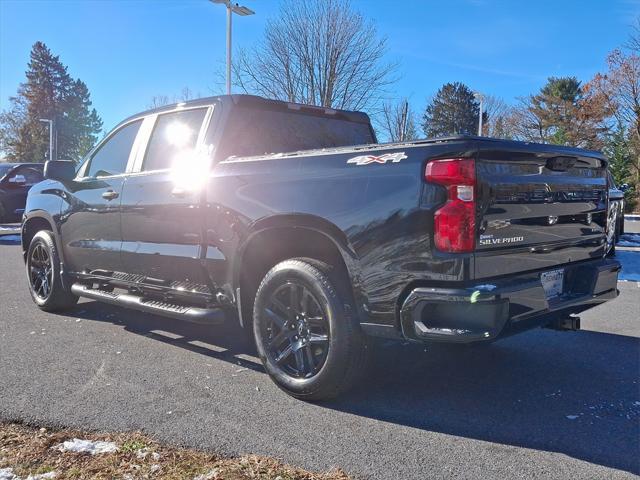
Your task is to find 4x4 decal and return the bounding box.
[347,152,407,165]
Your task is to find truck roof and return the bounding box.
[115,94,372,130]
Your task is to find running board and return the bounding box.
[71,283,225,325]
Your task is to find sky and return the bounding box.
[1,0,639,133]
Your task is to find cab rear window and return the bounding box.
[216,106,374,160]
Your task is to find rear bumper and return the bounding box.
[399,258,621,343]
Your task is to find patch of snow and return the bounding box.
[566,415,579,420]
[193,469,220,480]
[0,468,17,480]
[135,447,150,460]
[617,233,640,247]
[55,438,118,455]
[150,464,161,474]
[26,472,57,480]
[617,251,640,282]
[0,469,57,480]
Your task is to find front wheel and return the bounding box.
[252,258,368,401]
[26,230,78,312]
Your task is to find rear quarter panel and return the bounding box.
[206,140,475,328]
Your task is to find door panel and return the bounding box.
[60,177,126,273]
[120,172,207,284]
[119,107,211,286]
[60,119,143,274]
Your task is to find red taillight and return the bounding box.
[425,158,476,253]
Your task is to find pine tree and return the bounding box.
[422,82,480,137]
[0,41,102,162]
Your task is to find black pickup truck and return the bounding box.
[22,94,621,400]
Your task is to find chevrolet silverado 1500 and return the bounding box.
[22,95,620,400]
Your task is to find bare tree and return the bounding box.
[627,16,640,54]
[148,95,171,109]
[234,0,396,112]
[147,88,202,110]
[379,99,418,142]
[481,95,514,138]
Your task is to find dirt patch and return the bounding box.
[0,422,349,480]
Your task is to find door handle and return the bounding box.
[102,190,119,201]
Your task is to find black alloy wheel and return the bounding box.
[261,281,330,379]
[26,230,78,311]
[253,258,369,401]
[29,242,53,301]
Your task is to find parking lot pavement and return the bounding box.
[0,242,638,479]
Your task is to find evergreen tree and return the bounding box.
[422,82,480,137]
[512,76,609,149]
[603,122,636,211]
[0,41,102,162]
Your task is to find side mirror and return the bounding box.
[8,174,26,185]
[620,183,629,192]
[44,160,76,182]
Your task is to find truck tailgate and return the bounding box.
[474,144,608,279]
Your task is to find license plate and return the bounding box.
[541,268,564,298]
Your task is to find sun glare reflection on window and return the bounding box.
[165,121,194,148]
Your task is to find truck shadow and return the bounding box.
[67,300,639,476]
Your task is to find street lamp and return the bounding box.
[473,92,484,136]
[209,0,255,95]
[39,119,54,161]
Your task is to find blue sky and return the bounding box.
[1,0,639,133]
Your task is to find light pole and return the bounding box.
[474,92,484,136]
[39,119,54,161]
[209,0,255,95]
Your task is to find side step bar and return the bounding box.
[71,283,225,325]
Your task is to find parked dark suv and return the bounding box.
[0,163,44,222]
[22,95,621,400]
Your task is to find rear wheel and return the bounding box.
[26,230,78,311]
[253,258,368,401]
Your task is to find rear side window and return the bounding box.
[143,108,207,171]
[216,106,375,160]
[87,120,142,177]
[17,167,44,186]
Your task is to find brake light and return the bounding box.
[425,158,476,252]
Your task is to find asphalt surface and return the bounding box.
[0,237,639,479]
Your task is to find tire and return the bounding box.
[252,258,368,401]
[26,230,78,312]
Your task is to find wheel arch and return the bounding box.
[234,214,363,328]
[21,212,59,262]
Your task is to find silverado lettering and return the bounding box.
[479,236,525,246]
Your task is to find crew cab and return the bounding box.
[22,95,621,400]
